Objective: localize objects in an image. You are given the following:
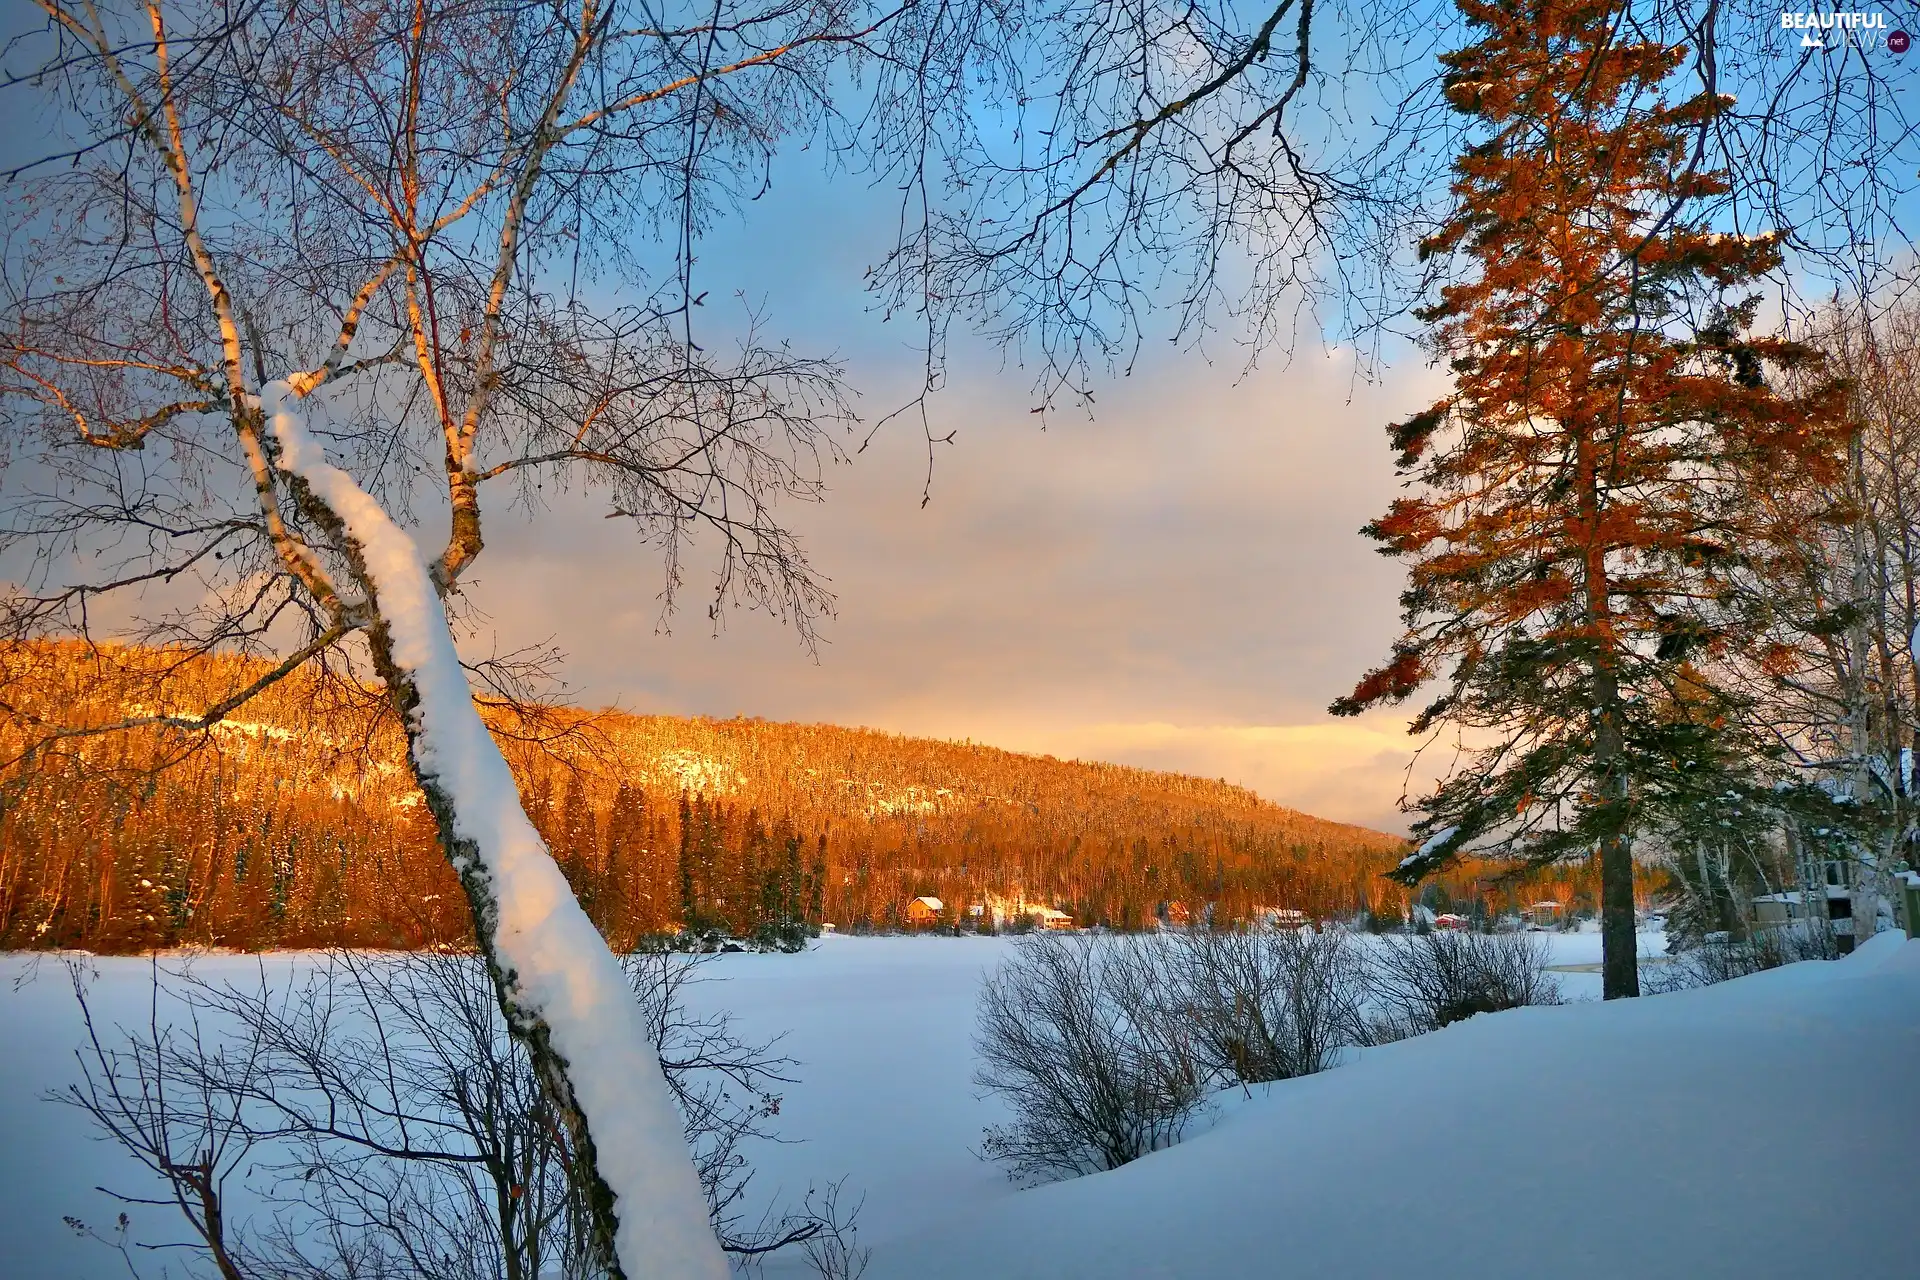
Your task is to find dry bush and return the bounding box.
[1166,926,1366,1083]
[1363,931,1561,1042]
[58,951,849,1278]
[1643,925,1840,993]
[973,933,1206,1185]
[973,927,1570,1186]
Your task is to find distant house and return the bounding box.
[1752,886,1852,929]
[905,896,945,927]
[981,891,1075,930]
[1433,912,1470,931]
[1527,900,1562,929]
[1251,906,1311,930]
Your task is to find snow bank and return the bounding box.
[863,934,1920,1279]
[263,386,725,1276]
[7,934,1911,1278]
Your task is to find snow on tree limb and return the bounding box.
[263,382,728,1277]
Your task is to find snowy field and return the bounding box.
[3,929,1916,1278]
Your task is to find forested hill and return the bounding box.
[0,642,1409,951]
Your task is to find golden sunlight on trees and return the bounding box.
[0,643,1407,952]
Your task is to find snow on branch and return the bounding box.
[263,382,727,1277]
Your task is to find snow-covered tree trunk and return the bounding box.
[265,384,728,1279]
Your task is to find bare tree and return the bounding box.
[795,1180,871,1280]
[57,950,847,1279]
[1,1,897,1270]
[1726,298,1920,949]
[872,0,1920,413]
[57,958,266,1280]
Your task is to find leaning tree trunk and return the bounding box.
[264,384,728,1279]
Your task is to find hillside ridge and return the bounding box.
[1,641,1409,950]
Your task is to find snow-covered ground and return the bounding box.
[3,930,1915,1278]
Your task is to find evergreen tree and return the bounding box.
[809,833,828,924]
[1333,0,1849,997]
[604,782,649,948]
[557,773,599,915]
[740,807,770,934]
[678,790,698,931]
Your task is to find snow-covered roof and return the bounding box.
[1754,887,1850,904]
[910,896,945,911]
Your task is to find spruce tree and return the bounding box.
[678,790,699,932]
[1333,0,1848,997]
[604,782,648,948]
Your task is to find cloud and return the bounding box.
[465,333,1445,834]
[922,716,1432,835]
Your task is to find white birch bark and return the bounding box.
[264,382,728,1278]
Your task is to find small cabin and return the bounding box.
[1032,907,1074,930]
[904,896,945,927]
[1433,912,1470,931]
[1527,900,1562,929]
[1752,886,1853,929]
[1252,906,1311,930]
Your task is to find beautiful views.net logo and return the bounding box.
[1779,10,1907,50]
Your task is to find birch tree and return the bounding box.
[1734,299,1920,945]
[1,1,893,1273]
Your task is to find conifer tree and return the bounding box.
[678,791,700,932]
[1333,0,1849,998]
[604,783,650,947]
[558,774,600,914]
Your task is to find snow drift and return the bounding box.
[866,933,1920,1279]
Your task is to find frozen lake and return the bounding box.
[0,926,1706,1278]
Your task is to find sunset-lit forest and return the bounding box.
[0,642,1459,951]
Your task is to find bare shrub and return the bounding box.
[973,933,1206,1185]
[1166,927,1366,1083]
[1644,925,1840,994]
[796,1179,872,1280]
[1364,931,1562,1042]
[972,927,1569,1185]
[58,951,849,1278]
